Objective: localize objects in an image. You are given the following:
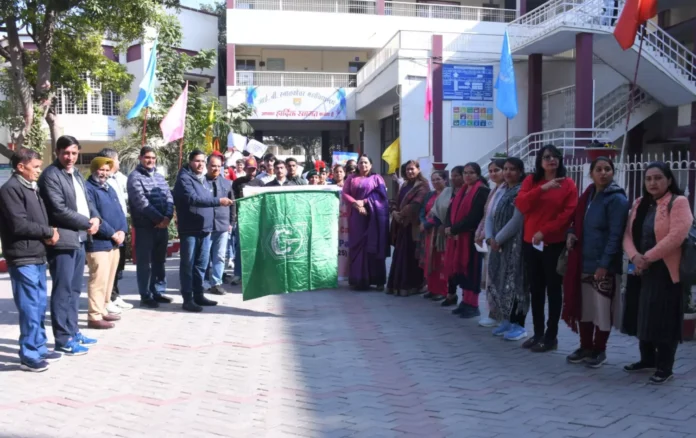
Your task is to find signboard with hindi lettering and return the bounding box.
[245,87,349,120]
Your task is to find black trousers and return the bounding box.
[110,245,126,301]
[48,246,85,347]
[640,340,678,373]
[523,242,564,341]
[510,299,526,327]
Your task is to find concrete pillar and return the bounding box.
[321,130,331,163]
[519,0,527,15]
[376,0,385,15]
[575,33,594,145]
[226,0,234,8]
[527,54,543,135]
[432,35,443,162]
[227,44,235,86]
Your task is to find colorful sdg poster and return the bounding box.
[452,101,494,128]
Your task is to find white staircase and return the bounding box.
[507,0,696,106]
[593,84,661,140]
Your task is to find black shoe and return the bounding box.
[182,301,203,312]
[531,339,558,353]
[623,361,657,373]
[207,285,226,296]
[452,303,468,315]
[194,296,218,306]
[140,298,160,309]
[522,336,542,349]
[586,351,607,369]
[649,370,674,384]
[385,288,395,295]
[459,306,481,319]
[423,292,435,299]
[441,295,457,307]
[432,295,445,302]
[567,348,593,364]
[153,294,173,304]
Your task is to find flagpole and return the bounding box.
[618,25,646,167]
[178,138,184,169]
[506,118,509,156]
[141,108,149,147]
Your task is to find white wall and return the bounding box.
[178,8,219,94]
[542,60,627,100]
[363,119,381,161]
[235,48,371,72]
[228,9,508,49]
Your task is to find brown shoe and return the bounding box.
[87,320,115,329]
[103,313,121,322]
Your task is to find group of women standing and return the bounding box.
[341,147,693,385]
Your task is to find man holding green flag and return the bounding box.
[237,187,340,300]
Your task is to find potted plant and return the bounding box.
[0,253,6,274]
[586,140,618,161]
[167,215,178,257]
[491,152,508,161]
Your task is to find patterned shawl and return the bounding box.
[486,183,529,322]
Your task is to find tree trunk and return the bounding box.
[3,17,35,150]
[45,108,59,158]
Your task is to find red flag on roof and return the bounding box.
[613,0,657,50]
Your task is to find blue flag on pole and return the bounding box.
[127,40,158,119]
[495,31,518,119]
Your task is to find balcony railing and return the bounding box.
[235,71,357,87]
[235,0,516,23]
[386,1,515,22]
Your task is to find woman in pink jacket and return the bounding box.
[622,162,693,384]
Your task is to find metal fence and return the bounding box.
[235,71,356,87]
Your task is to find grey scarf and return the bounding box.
[16,173,37,191]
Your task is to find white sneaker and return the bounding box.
[106,302,122,314]
[478,316,498,327]
[114,297,133,310]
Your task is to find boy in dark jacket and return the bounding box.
[127,146,175,308]
[85,157,128,330]
[173,149,234,312]
[38,135,101,356]
[0,150,61,372]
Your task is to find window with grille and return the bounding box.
[101,91,121,116]
[52,74,121,116]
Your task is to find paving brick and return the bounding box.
[3,258,696,436]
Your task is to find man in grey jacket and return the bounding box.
[127,146,175,309]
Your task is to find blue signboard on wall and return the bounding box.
[442,64,494,101]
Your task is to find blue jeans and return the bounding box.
[207,230,229,286]
[135,227,168,300]
[233,227,241,278]
[9,264,48,365]
[180,233,212,303]
[47,246,85,347]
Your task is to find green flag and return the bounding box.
[238,188,340,300]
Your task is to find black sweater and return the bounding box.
[444,185,490,235]
[0,175,54,266]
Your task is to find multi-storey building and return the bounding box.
[225,0,696,172]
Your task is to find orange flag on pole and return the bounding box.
[613,0,657,50]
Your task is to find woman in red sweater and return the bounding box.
[516,145,578,352]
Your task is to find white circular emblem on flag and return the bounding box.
[265,224,307,259]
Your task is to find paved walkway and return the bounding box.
[1,259,696,438]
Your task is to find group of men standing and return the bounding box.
[0,138,240,372]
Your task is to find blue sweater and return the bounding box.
[173,165,221,235]
[85,177,128,253]
[577,181,629,274]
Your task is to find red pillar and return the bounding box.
[432,35,443,163]
[527,54,542,135]
[575,33,594,146]
[376,0,385,15]
[226,0,234,7]
[519,0,527,15]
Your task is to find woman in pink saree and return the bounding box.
[342,155,390,290]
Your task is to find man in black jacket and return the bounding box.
[173,150,234,312]
[0,150,61,372]
[38,135,101,356]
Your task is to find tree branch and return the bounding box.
[0,142,14,160]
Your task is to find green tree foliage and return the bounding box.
[0,0,179,157]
